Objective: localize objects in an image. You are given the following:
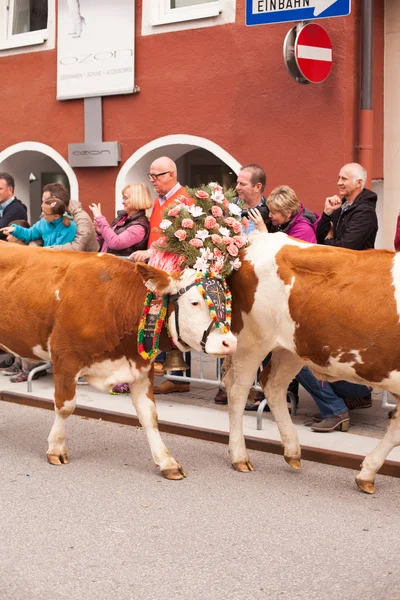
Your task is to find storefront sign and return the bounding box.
[68,142,121,167]
[57,0,134,100]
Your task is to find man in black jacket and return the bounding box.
[316,162,378,249]
[0,172,27,242]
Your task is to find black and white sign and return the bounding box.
[57,0,135,100]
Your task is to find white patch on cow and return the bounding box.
[55,290,60,301]
[333,349,364,365]
[80,357,151,391]
[32,344,51,361]
[97,253,104,257]
[392,252,400,321]
[47,396,76,460]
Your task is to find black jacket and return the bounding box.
[316,188,378,250]
[0,198,28,242]
[104,210,150,257]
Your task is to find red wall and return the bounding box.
[0,0,384,221]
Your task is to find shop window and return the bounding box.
[0,0,48,50]
[151,0,221,25]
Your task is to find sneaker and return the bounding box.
[2,363,22,376]
[344,394,372,411]
[0,355,14,369]
[77,376,89,386]
[110,383,130,395]
[10,369,47,383]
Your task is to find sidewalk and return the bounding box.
[1,353,399,472]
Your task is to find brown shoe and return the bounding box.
[153,380,190,394]
[344,395,372,411]
[214,389,228,404]
[248,388,264,403]
[311,411,350,433]
[153,362,165,375]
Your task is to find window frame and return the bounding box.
[151,0,221,26]
[0,0,48,51]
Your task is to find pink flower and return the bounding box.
[211,205,223,218]
[213,248,223,259]
[211,234,222,244]
[181,218,194,229]
[222,199,229,211]
[222,237,232,246]
[241,216,249,229]
[157,235,168,247]
[189,238,203,248]
[174,229,187,242]
[232,235,246,248]
[227,244,239,257]
[176,195,192,206]
[195,190,210,199]
[224,217,237,228]
[167,206,181,217]
[204,216,217,229]
[232,221,242,234]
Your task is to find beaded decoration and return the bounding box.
[194,272,232,333]
[137,291,169,360]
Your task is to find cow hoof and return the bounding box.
[356,478,376,494]
[232,460,254,473]
[284,456,301,470]
[47,453,69,465]
[161,467,186,480]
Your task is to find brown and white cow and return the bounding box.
[224,231,400,494]
[0,243,236,479]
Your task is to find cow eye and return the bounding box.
[190,300,199,306]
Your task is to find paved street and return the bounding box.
[1,402,400,600]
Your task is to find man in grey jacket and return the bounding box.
[42,183,98,252]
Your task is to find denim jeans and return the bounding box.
[296,366,371,419]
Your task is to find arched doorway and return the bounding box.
[115,134,241,212]
[0,142,78,224]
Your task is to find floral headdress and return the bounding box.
[154,182,249,280]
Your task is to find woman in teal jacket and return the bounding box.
[1,197,76,247]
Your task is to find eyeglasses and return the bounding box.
[147,171,170,181]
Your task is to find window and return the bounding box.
[0,0,48,50]
[151,0,220,26]
[143,0,235,34]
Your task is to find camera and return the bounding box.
[242,205,270,223]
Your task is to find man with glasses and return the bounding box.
[129,156,192,395]
[130,156,192,264]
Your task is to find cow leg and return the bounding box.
[224,353,262,473]
[260,349,303,470]
[130,373,185,480]
[356,396,400,494]
[47,372,77,465]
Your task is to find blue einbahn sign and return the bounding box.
[246,0,351,26]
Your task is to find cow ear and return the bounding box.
[136,263,179,295]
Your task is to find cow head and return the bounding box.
[136,264,237,357]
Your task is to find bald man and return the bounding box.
[316,162,378,250]
[130,156,192,263]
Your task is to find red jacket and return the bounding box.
[148,185,193,248]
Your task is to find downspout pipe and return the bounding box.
[359,0,374,187]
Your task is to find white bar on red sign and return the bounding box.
[297,45,333,62]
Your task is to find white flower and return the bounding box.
[228,203,242,216]
[159,219,173,230]
[211,191,225,203]
[200,247,213,260]
[195,229,210,241]
[193,256,210,273]
[230,258,242,270]
[188,205,204,218]
[208,182,219,189]
[219,227,230,237]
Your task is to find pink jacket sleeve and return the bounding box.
[394,214,400,251]
[95,215,146,251]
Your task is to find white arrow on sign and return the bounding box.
[253,0,338,18]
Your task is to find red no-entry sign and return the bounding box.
[295,23,333,84]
